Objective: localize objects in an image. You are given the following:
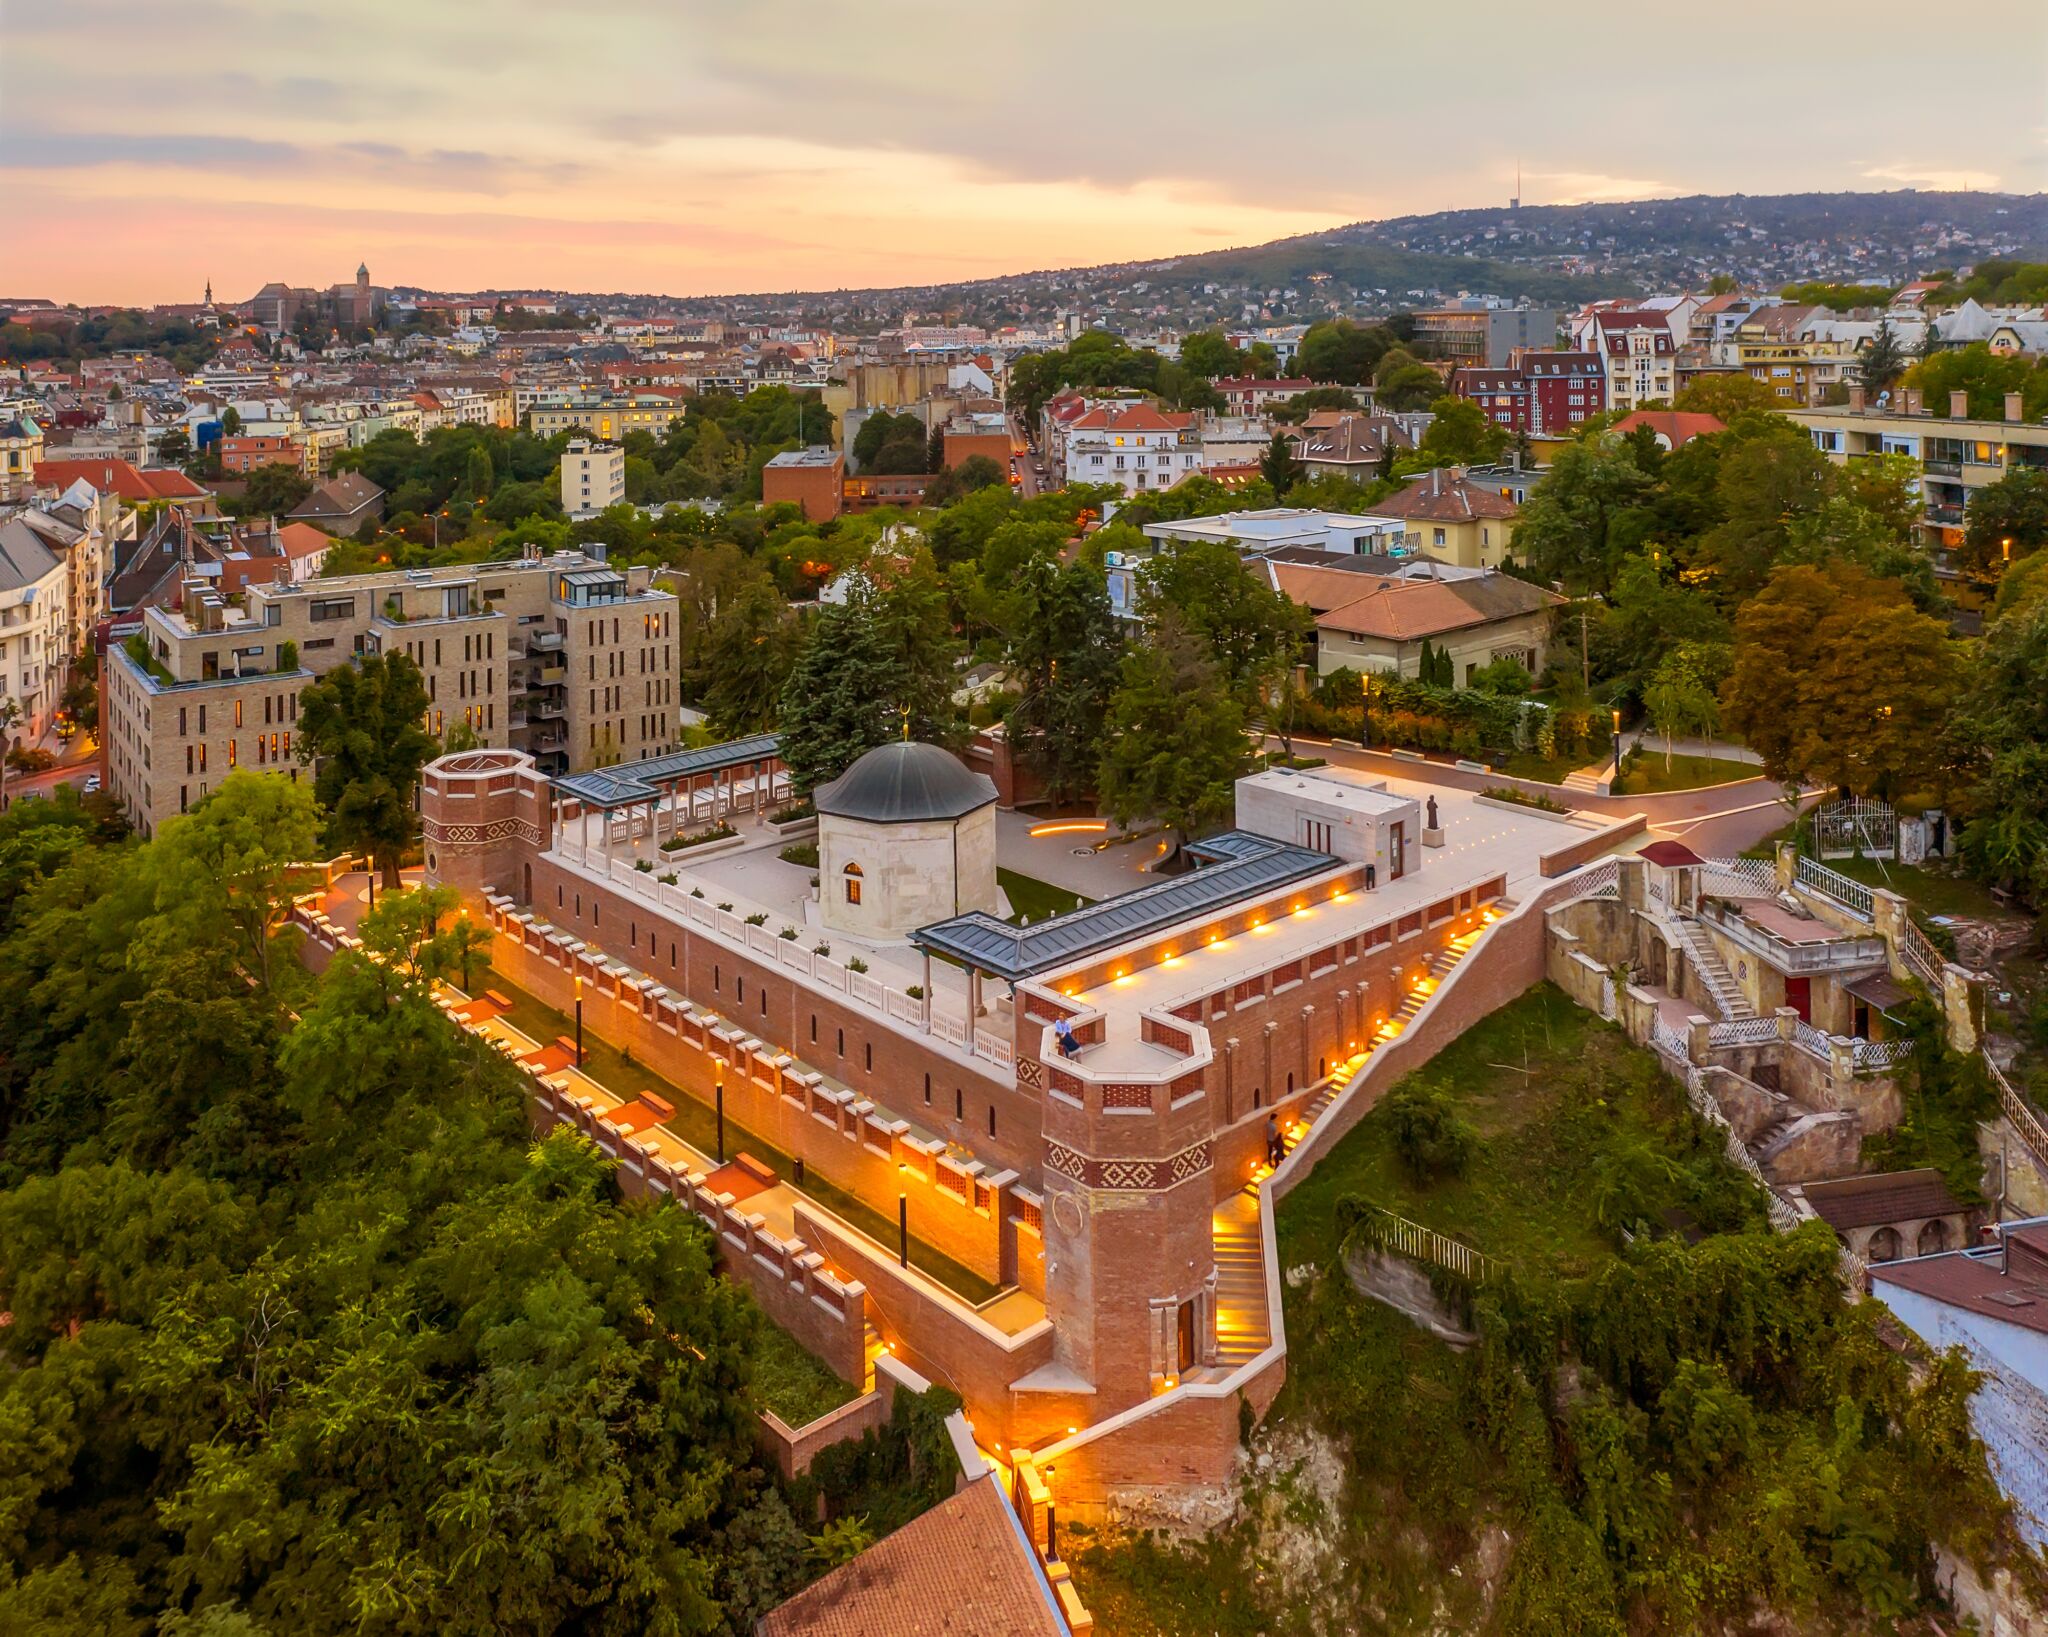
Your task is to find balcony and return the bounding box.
[1924,503,1965,527]
[1695,898,1887,976]
[514,630,564,656]
[1923,458,1963,478]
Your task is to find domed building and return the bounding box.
[815,742,999,939]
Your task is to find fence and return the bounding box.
[1902,918,1946,990]
[1795,856,1874,921]
[1707,1015,1780,1048]
[1351,1204,1496,1284]
[1813,797,1898,861]
[1853,1037,1915,1073]
[1676,1066,1806,1234]
[1701,856,1778,898]
[1564,858,1619,900]
[1986,1053,2048,1176]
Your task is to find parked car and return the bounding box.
[83,773,101,795]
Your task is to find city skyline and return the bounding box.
[5,0,2046,307]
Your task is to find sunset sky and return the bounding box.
[5,0,2046,307]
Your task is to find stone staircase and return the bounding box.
[1211,1194,1270,1367]
[1562,769,1606,795]
[862,1319,883,1392]
[1674,917,1755,1020]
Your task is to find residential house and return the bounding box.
[1311,570,1561,682]
[1612,410,1726,451]
[1211,377,1319,417]
[28,457,211,513]
[1286,412,1416,484]
[1056,402,1199,497]
[561,441,626,518]
[219,434,308,476]
[1450,351,1605,438]
[1373,467,1522,570]
[1589,311,1678,414]
[0,511,72,741]
[761,447,844,523]
[288,471,386,535]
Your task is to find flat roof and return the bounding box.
[763,446,842,467]
[553,733,781,809]
[1143,508,1406,545]
[1240,766,1415,815]
[911,830,1337,982]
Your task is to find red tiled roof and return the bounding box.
[757,1476,1065,1637]
[1870,1225,2048,1337]
[1612,411,1725,448]
[1374,467,1519,522]
[30,458,207,504]
[1315,573,1561,642]
[1211,376,1315,393]
[1066,403,1194,433]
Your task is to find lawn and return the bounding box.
[750,1313,858,1428]
[1613,752,1765,794]
[1496,749,1589,787]
[1815,854,2013,922]
[478,967,1001,1303]
[998,867,1092,925]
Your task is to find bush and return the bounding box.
[906,984,924,1000]
[660,821,737,853]
[1481,784,1569,814]
[779,842,819,868]
[813,942,831,957]
[275,638,299,672]
[779,926,799,940]
[658,872,678,885]
[5,745,57,774]
[634,859,654,873]
[767,801,815,826]
[1383,1078,1475,1181]
[847,957,868,973]
[744,911,768,926]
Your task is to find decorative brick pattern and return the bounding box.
[1101,1082,1154,1110]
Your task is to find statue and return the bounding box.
[1426,794,1439,829]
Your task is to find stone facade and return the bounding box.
[821,805,999,939]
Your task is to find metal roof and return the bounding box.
[814,742,996,824]
[552,733,781,809]
[910,830,1337,982]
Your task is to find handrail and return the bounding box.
[1795,856,1874,921]
[1347,1203,1497,1284]
[1986,1053,2048,1176]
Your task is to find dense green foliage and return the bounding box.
[1076,988,2030,1636]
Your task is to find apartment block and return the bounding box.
[103,546,680,835]
[1788,388,2048,559]
[562,439,626,517]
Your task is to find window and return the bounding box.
[843,862,863,905]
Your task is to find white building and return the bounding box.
[1055,402,1199,496]
[1589,311,1677,414]
[1235,766,1421,890]
[0,511,74,743]
[1870,1218,2048,1549]
[1141,508,1411,561]
[815,742,1000,939]
[562,439,626,518]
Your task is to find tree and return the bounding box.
[1722,562,1962,800]
[295,650,439,888]
[1691,421,1836,607]
[921,453,1006,509]
[239,461,312,517]
[1005,554,1122,804]
[1258,431,1304,497]
[1136,539,1312,705]
[1098,613,1248,849]
[1642,657,1718,770]
[463,443,495,501]
[1904,341,2046,422]
[1670,374,1778,419]
[1373,348,1442,412]
[1512,437,1658,597]
[1949,595,2048,902]
[1296,319,1396,386]
[1959,468,2048,585]
[1419,395,1509,466]
[220,406,242,436]
[1860,318,1907,395]
[777,559,960,790]
[700,577,804,736]
[1178,330,1240,380]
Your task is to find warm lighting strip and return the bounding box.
[1028,820,1109,837]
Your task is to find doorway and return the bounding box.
[1784,975,1811,1023]
[1176,1299,1196,1374]
[1388,822,1407,880]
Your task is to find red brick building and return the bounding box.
[761,446,844,522]
[1450,350,1605,438]
[219,434,306,475]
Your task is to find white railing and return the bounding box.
[1679,1069,1804,1234]
[1695,898,1888,974]
[1853,1037,1915,1073]
[974,1030,1013,1068]
[1902,919,1946,990]
[1795,856,1874,921]
[1986,1054,2048,1174]
[1651,1018,1688,1061]
[1566,859,1619,900]
[1701,856,1779,897]
[1357,1205,1496,1284]
[1791,1020,1835,1060]
[1708,1015,1780,1047]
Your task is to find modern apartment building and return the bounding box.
[1589,311,1677,414]
[103,547,680,836]
[561,439,626,517]
[1412,306,1561,368]
[1787,388,2048,559]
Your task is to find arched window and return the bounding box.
[843,862,863,905]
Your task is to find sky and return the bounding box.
[4,0,2046,308]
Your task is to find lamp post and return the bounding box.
[715,1057,726,1162]
[573,975,584,1065]
[1611,708,1623,784]
[1043,1466,1057,1559]
[898,1193,909,1267]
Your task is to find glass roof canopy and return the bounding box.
[552,733,782,810]
[910,831,1338,983]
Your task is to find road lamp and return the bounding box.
[573,975,584,1065]
[1611,708,1623,784]
[898,1192,909,1268]
[715,1057,726,1162]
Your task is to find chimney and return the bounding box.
[2007,392,2024,423]
[1949,389,1969,419]
[1847,384,1866,412]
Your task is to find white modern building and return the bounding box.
[562,439,626,518]
[1140,508,1412,561]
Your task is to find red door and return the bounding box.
[1784,976,1811,1022]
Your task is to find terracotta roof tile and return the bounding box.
[757,1476,1065,1637]
[1315,573,1560,642]
[1803,1168,1963,1231]
[1373,468,1519,522]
